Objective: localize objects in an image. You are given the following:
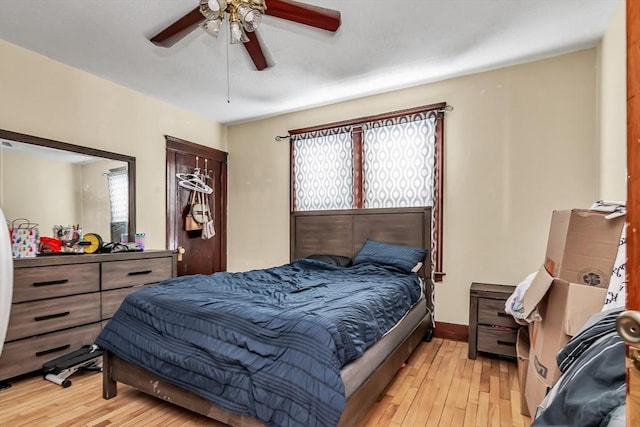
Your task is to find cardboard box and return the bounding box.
[516,328,530,417]
[522,266,607,415]
[544,209,624,288]
[524,356,549,419]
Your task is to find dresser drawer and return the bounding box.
[477,325,517,357]
[0,323,102,380]
[6,293,101,341]
[102,258,172,290]
[101,285,144,319]
[477,298,519,328]
[14,263,100,303]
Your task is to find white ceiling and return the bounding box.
[0,0,621,125]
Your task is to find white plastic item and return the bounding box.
[602,223,627,312]
[0,207,14,356]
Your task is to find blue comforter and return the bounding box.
[96,259,422,427]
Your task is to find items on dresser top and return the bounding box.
[0,251,176,383]
[9,218,39,259]
[39,232,144,256]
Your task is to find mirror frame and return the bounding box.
[0,128,136,240]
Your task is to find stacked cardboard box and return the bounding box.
[518,209,624,417]
[516,328,530,417]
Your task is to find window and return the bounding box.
[290,102,449,281]
[106,167,128,242]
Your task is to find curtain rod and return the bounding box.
[274,103,454,142]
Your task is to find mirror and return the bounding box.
[0,129,136,249]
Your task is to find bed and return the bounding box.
[99,207,435,427]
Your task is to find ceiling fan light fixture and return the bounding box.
[229,20,249,44]
[200,0,222,18]
[237,4,262,32]
[202,17,223,38]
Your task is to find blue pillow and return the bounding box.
[353,239,427,273]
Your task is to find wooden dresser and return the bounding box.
[0,250,176,382]
[468,282,519,359]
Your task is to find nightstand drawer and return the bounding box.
[478,298,519,328]
[477,325,517,357]
[469,282,517,359]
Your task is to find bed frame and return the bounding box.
[102,207,434,427]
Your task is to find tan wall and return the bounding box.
[0,150,78,236]
[597,1,627,201]
[0,40,226,250]
[228,49,599,326]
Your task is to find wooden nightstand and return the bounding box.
[468,282,519,359]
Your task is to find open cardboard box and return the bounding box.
[544,209,624,288]
[522,266,607,417]
[516,328,530,417]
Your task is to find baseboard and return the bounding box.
[432,321,468,342]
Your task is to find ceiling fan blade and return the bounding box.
[150,7,205,47]
[265,0,341,32]
[243,31,268,71]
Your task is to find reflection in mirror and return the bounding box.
[0,129,136,248]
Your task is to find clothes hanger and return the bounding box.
[177,177,212,194]
[176,157,213,194]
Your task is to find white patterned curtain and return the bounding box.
[292,128,354,211]
[362,113,436,208]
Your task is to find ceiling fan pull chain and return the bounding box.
[226,13,231,104]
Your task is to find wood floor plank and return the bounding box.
[476,392,490,427]
[467,357,483,405]
[424,338,464,426]
[0,339,531,427]
[401,379,438,426]
[410,340,441,389]
[508,358,520,392]
[489,367,501,425]
[462,401,477,427]
[479,358,491,393]
[510,390,525,427]
[499,398,512,427]
[389,380,420,426]
[455,359,474,409]
[499,359,511,400]
[451,407,466,426]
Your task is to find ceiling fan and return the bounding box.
[150,0,341,71]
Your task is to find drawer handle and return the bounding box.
[34,312,70,322]
[128,270,152,276]
[497,340,515,346]
[35,344,71,357]
[33,279,69,287]
[497,312,511,318]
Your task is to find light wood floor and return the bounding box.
[0,338,532,427]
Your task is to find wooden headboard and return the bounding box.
[290,207,433,310]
